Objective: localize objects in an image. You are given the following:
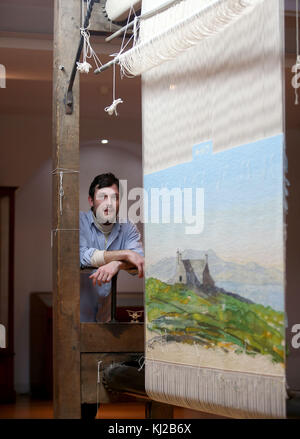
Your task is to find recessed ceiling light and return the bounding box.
[101,139,109,144]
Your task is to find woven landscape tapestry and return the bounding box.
[142,0,285,418]
[144,134,284,371]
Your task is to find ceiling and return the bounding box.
[0,0,298,187]
[0,0,142,187]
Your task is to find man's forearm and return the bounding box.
[88,249,144,281]
[104,250,144,277]
[91,249,130,268]
[103,250,130,264]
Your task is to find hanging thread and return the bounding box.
[104,5,141,115]
[96,360,102,419]
[117,0,263,77]
[77,0,103,73]
[52,168,79,216]
[59,172,64,215]
[138,355,145,372]
[51,168,80,247]
[104,62,124,116]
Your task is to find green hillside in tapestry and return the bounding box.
[145,277,284,364]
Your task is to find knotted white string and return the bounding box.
[104,62,124,116]
[76,59,92,73]
[104,97,124,116]
[104,5,140,116]
[77,0,102,73]
[138,355,145,372]
[59,172,64,215]
[52,168,79,216]
[51,168,79,247]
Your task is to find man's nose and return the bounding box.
[106,196,114,206]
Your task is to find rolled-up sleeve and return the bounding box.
[80,213,98,268]
[124,222,144,256]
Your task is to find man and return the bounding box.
[80,172,144,322]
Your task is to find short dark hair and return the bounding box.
[89,173,119,199]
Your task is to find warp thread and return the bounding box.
[145,359,286,418]
[118,0,263,76]
[96,360,103,419]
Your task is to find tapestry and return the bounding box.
[142,0,285,418]
[144,135,285,417]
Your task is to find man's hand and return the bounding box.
[102,249,145,278]
[89,261,122,286]
[124,250,144,278]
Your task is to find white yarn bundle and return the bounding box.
[118,0,263,76]
[77,0,102,73]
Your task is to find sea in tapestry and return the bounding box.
[144,134,285,376]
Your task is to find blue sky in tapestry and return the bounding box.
[144,134,284,311]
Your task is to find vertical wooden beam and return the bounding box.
[52,0,81,418]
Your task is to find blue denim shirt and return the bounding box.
[80,210,143,321]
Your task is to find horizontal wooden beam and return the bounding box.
[80,323,144,352]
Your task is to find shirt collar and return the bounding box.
[87,209,121,248]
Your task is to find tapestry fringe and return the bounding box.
[145,359,286,418]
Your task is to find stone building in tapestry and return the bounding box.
[173,249,215,289]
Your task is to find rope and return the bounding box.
[104,5,141,115]
[52,168,79,215]
[104,62,124,116]
[51,168,80,245]
[77,0,103,73]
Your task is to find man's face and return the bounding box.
[89,184,120,224]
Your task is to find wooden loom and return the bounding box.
[52,0,174,419]
[52,0,300,418]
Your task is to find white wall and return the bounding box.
[14,142,143,393]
